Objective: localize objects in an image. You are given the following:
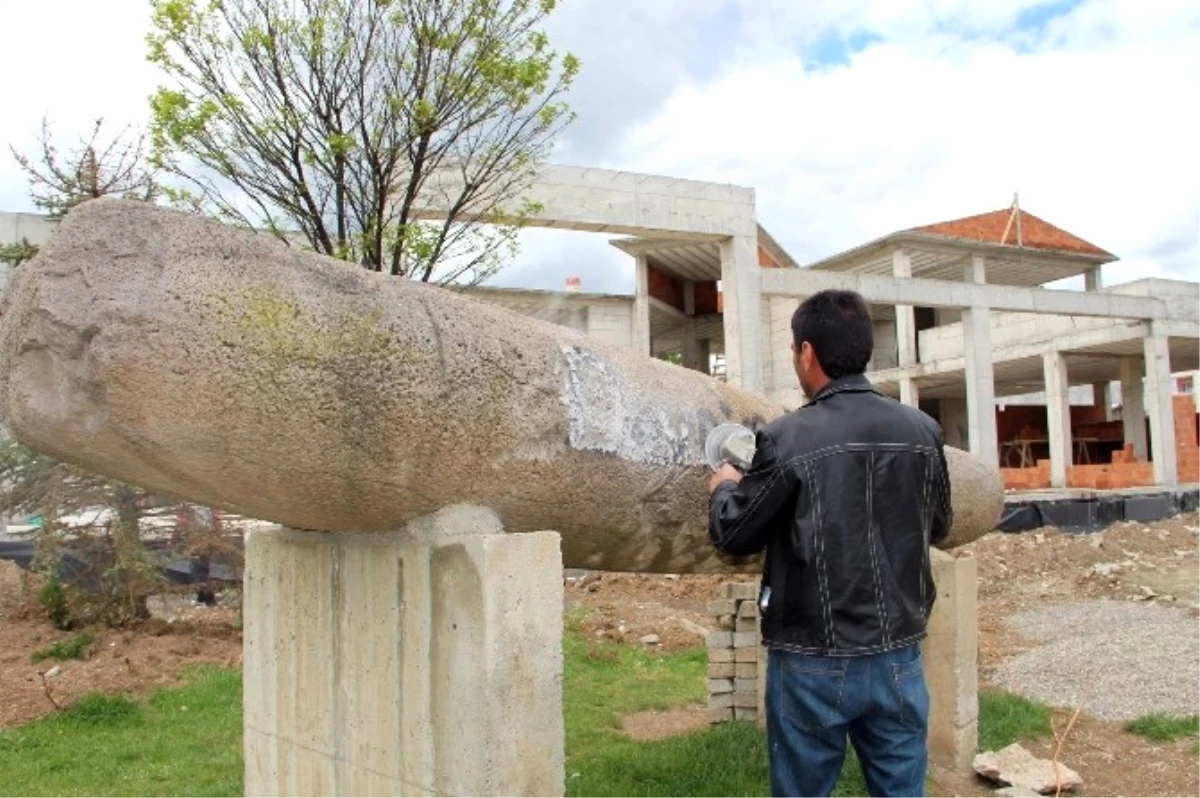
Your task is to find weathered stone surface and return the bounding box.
[974,744,1083,795]
[0,200,1002,572]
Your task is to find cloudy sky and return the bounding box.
[1,0,1196,294]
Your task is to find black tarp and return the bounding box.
[997,489,1199,533]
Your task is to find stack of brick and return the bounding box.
[706,581,761,724]
[1002,396,1200,490]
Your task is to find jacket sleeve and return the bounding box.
[930,434,953,547]
[708,430,796,556]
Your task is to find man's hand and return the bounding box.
[708,464,743,494]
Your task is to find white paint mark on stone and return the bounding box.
[560,344,707,466]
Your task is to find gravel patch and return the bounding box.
[990,599,1199,722]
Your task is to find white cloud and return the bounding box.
[620,0,1200,283]
[1,0,1196,293]
[0,0,159,212]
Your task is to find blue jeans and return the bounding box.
[766,644,929,797]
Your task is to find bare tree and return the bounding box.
[10,117,159,219]
[147,0,579,284]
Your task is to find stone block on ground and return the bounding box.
[973,744,1083,795]
[707,599,737,616]
[724,583,758,600]
[708,678,734,694]
[709,647,734,663]
[706,631,733,649]
[708,662,735,679]
[735,647,758,663]
[735,617,757,632]
[732,631,758,648]
[732,691,758,709]
[737,600,759,618]
[734,707,758,722]
[707,707,733,724]
[708,693,734,710]
[735,662,758,679]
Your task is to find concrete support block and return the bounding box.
[243,506,565,797]
[723,583,757,600]
[900,377,920,408]
[921,550,979,773]
[735,617,757,632]
[1144,331,1179,485]
[719,235,764,393]
[1042,351,1072,488]
[632,256,651,356]
[707,631,734,649]
[1120,357,1148,460]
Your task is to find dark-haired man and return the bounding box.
[708,289,952,797]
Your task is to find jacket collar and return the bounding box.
[809,373,879,403]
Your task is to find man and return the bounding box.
[708,290,952,798]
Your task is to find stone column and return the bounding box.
[1144,329,1179,485]
[1084,266,1103,292]
[962,256,998,468]
[1043,351,1072,488]
[900,379,920,408]
[243,505,565,797]
[632,256,651,356]
[719,235,764,393]
[1120,356,1148,460]
[921,549,979,772]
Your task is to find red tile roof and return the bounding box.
[910,208,1113,258]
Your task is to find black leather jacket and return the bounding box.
[709,374,952,656]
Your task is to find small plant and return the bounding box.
[61,694,141,727]
[31,632,95,664]
[978,690,1053,751]
[1124,713,1199,742]
[37,576,71,630]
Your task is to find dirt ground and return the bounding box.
[0,569,242,729]
[2,513,1197,796]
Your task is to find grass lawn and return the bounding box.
[0,628,1061,797]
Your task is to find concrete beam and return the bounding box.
[760,269,1166,320]
[870,321,1157,385]
[1043,352,1072,488]
[1144,331,1179,485]
[411,164,756,240]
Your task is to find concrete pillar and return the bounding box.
[893,248,917,367]
[900,378,919,407]
[632,256,651,356]
[718,235,764,393]
[1043,351,1072,488]
[939,398,970,451]
[1120,356,1148,460]
[1092,381,1110,420]
[962,256,998,468]
[679,281,702,371]
[921,550,978,772]
[1084,266,1102,291]
[243,506,565,797]
[1144,330,1179,485]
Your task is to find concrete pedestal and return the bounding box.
[921,550,979,771]
[243,505,564,797]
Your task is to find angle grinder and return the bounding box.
[703,423,757,471]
